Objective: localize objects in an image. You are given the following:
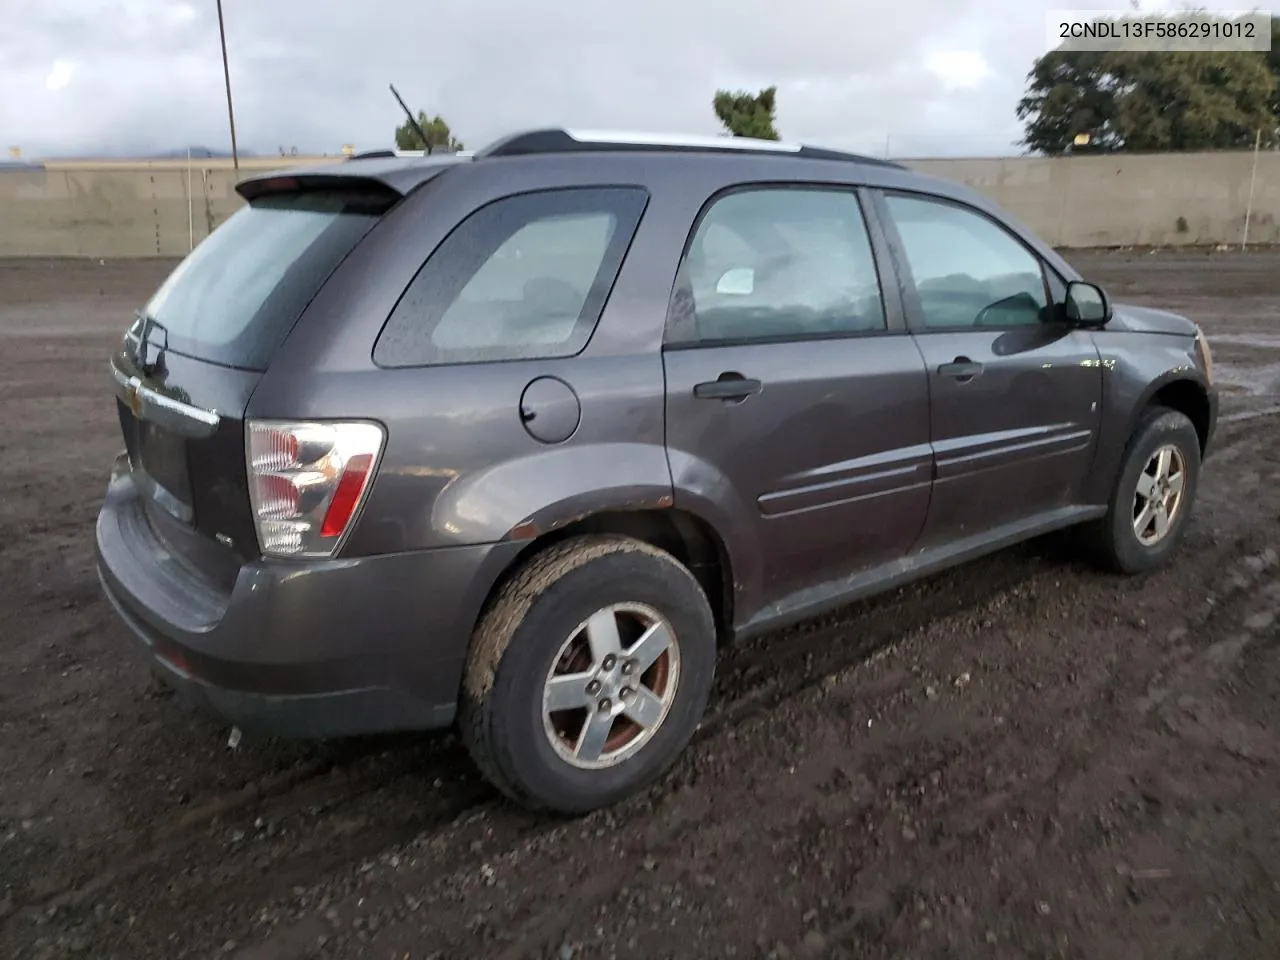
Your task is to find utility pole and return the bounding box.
[216,0,240,170]
[1242,127,1262,251]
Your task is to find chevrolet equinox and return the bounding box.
[96,128,1219,814]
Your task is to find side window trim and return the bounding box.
[372,185,649,369]
[855,186,910,337]
[1045,264,1069,308]
[662,181,899,350]
[868,187,1059,335]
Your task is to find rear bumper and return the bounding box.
[95,455,523,739]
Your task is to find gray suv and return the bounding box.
[96,129,1218,814]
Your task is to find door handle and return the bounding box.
[938,357,983,383]
[693,374,762,401]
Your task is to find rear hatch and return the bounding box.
[109,181,399,584]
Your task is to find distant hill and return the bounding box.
[24,145,259,162]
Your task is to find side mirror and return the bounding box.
[1064,280,1111,327]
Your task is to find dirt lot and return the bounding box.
[1,250,1279,960]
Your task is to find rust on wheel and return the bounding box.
[541,602,681,770]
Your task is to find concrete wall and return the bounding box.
[0,150,1276,257]
[905,150,1280,248]
[0,157,334,258]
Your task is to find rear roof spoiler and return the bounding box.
[235,154,470,202]
[235,173,401,203]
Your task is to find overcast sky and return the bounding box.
[2,0,1276,160]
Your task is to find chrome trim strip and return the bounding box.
[109,361,221,439]
[110,360,131,390]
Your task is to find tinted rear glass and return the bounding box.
[137,190,390,370]
[373,187,649,367]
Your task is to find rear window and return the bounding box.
[138,189,391,370]
[373,187,649,367]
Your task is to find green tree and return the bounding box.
[1016,51,1122,154]
[1112,52,1275,151]
[394,112,465,153]
[712,87,780,140]
[1018,15,1279,154]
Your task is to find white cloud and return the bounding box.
[0,0,1276,159]
[44,60,75,93]
[924,51,992,91]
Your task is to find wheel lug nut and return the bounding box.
[598,698,612,713]
[586,680,601,695]
[621,660,635,676]
[620,687,633,701]
[602,655,617,671]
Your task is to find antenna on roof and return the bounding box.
[389,83,432,155]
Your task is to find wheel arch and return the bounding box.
[1138,374,1213,456]
[481,508,735,647]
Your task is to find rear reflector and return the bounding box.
[320,453,375,538]
[246,420,384,558]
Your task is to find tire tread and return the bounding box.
[1085,403,1200,574]
[458,534,704,811]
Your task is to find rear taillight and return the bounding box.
[246,420,384,558]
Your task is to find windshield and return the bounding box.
[138,190,390,370]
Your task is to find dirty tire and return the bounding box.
[458,535,716,815]
[1086,405,1202,575]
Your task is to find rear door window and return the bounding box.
[138,189,392,370]
[373,187,649,367]
[667,186,887,344]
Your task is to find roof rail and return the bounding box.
[347,148,475,161]
[473,128,904,168]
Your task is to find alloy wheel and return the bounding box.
[541,602,681,770]
[1133,443,1187,546]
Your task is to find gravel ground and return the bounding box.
[1,250,1278,960]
